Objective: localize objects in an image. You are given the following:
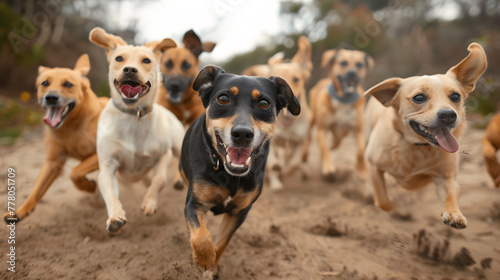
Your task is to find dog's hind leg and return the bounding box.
[267,142,283,191]
[4,145,66,222]
[483,136,500,187]
[70,153,98,193]
[435,177,467,229]
[368,164,394,211]
[354,99,366,179]
[141,150,172,215]
[317,125,336,180]
[97,157,126,233]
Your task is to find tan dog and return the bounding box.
[483,114,500,187]
[3,54,108,223]
[364,43,487,229]
[302,48,374,180]
[156,29,215,126]
[89,28,185,233]
[243,36,313,190]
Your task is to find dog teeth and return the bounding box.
[133,93,140,99]
[245,157,251,165]
[230,162,244,168]
[419,124,425,131]
[62,105,69,115]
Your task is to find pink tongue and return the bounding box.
[43,107,65,128]
[120,84,142,98]
[227,147,252,165]
[428,127,459,153]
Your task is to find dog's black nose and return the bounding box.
[346,70,357,79]
[438,109,457,125]
[44,94,59,105]
[231,125,254,145]
[123,67,138,74]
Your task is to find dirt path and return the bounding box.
[1,127,499,280]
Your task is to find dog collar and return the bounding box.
[112,100,151,120]
[327,83,361,105]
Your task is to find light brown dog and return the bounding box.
[243,36,313,190]
[483,114,500,187]
[89,28,185,233]
[3,54,108,223]
[156,29,215,126]
[302,48,373,180]
[364,43,487,229]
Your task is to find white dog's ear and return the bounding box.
[74,54,90,76]
[446,42,487,93]
[321,49,337,69]
[364,77,402,107]
[146,38,177,56]
[89,27,127,56]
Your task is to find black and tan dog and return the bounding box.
[157,29,216,126]
[180,65,300,278]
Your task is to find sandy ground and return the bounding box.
[0,126,499,280]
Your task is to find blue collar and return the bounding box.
[327,83,361,105]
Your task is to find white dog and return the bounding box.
[89,27,185,233]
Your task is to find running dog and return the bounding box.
[89,27,184,233]
[302,48,374,180]
[243,36,313,190]
[364,43,487,229]
[3,54,108,223]
[483,114,500,187]
[181,65,300,278]
[157,29,215,126]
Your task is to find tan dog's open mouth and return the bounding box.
[409,121,459,153]
[114,80,151,103]
[43,102,75,128]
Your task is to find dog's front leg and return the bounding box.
[70,153,99,193]
[185,195,216,278]
[368,164,394,211]
[435,176,467,229]
[141,150,173,215]
[483,137,500,187]
[354,99,366,178]
[267,142,283,191]
[97,157,126,233]
[4,146,66,222]
[317,124,336,180]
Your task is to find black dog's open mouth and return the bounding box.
[409,121,459,153]
[43,102,75,128]
[215,133,262,175]
[114,80,151,103]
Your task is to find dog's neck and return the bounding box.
[328,83,361,105]
[111,98,151,120]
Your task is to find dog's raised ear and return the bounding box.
[364,53,375,72]
[446,42,487,93]
[38,65,50,75]
[267,52,285,67]
[183,29,216,58]
[364,77,401,107]
[321,49,338,69]
[193,65,226,107]
[269,76,301,116]
[291,36,313,73]
[89,27,127,57]
[74,54,90,76]
[145,38,177,57]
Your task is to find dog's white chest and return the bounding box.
[327,100,356,129]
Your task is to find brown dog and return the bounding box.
[156,29,215,126]
[3,54,108,222]
[364,43,487,229]
[302,48,373,180]
[483,114,500,187]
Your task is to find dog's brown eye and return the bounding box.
[115,56,123,62]
[218,94,229,105]
[182,60,191,70]
[63,81,73,88]
[165,59,173,68]
[340,61,348,67]
[258,99,270,109]
[41,80,49,87]
[412,94,427,104]
[356,62,363,69]
[450,93,460,103]
[142,58,151,64]
[293,77,299,83]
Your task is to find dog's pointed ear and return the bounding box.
[446,42,487,93]
[364,77,401,107]
[321,49,337,69]
[268,52,285,66]
[183,29,204,58]
[89,27,127,57]
[202,41,216,53]
[74,54,90,76]
[193,65,226,107]
[291,36,313,72]
[146,38,177,57]
[364,53,375,72]
[269,76,301,116]
[38,65,50,74]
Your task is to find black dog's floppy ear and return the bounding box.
[193,65,226,108]
[269,76,301,116]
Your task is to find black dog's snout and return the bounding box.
[231,125,254,145]
[45,94,59,105]
[123,67,138,74]
[438,109,457,125]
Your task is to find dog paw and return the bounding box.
[106,216,127,233]
[3,212,20,224]
[192,238,216,272]
[173,179,185,191]
[441,211,467,229]
[376,201,395,212]
[269,181,283,191]
[141,198,158,216]
[322,171,336,182]
[76,179,97,193]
